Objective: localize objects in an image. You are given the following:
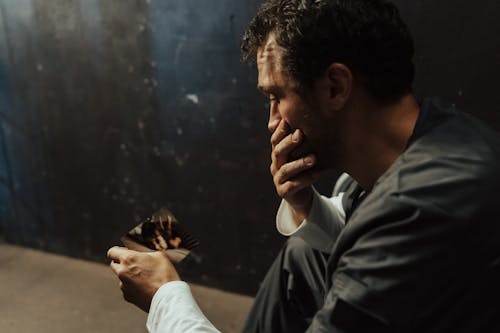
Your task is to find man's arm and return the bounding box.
[107,247,220,333]
[303,185,463,332]
[270,120,352,252]
[147,281,221,333]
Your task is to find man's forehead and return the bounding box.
[257,35,283,69]
[256,34,298,92]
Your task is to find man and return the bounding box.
[108,0,500,332]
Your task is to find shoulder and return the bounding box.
[376,102,500,217]
[328,104,500,328]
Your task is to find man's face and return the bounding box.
[256,35,343,169]
[257,38,310,134]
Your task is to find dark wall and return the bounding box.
[398,0,500,125]
[0,0,499,295]
[0,0,283,295]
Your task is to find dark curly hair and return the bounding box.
[242,0,415,101]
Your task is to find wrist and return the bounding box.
[289,189,314,225]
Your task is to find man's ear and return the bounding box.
[326,63,353,110]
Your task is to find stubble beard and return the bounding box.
[299,98,345,172]
[305,108,346,173]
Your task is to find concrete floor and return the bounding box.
[0,243,254,333]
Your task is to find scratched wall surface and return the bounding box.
[0,0,499,295]
[0,0,284,295]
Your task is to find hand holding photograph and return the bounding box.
[121,207,199,263]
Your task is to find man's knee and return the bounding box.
[280,237,328,322]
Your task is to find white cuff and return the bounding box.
[276,188,346,252]
[147,281,221,333]
[276,199,308,236]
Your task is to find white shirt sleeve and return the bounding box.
[276,187,346,253]
[147,281,221,333]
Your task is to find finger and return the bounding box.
[107,246,131,263]
[270,120,290,148]
[157,250,173,262]
[270,161,278,176]
[155,251,181,281]
[268,118,280,133]
[277,171,322,198]
[272,129,303,169]
[109,261,122,276]
[274,155,316,185]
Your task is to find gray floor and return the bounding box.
[0,243,254,333]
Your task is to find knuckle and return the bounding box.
[275,167,286,182]
[273,173,280,187]
[150,251,164,261]
[117,268,127,279]
[121,254,131,264]
[122,253,136,265]
[271,149,278,161]
[270,131,282,146]
[281,183,291,197]
[280,166,288,179]
[274,145,285,157]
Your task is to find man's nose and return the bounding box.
[267,103,281,133]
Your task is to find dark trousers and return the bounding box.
[242,237,330,333]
